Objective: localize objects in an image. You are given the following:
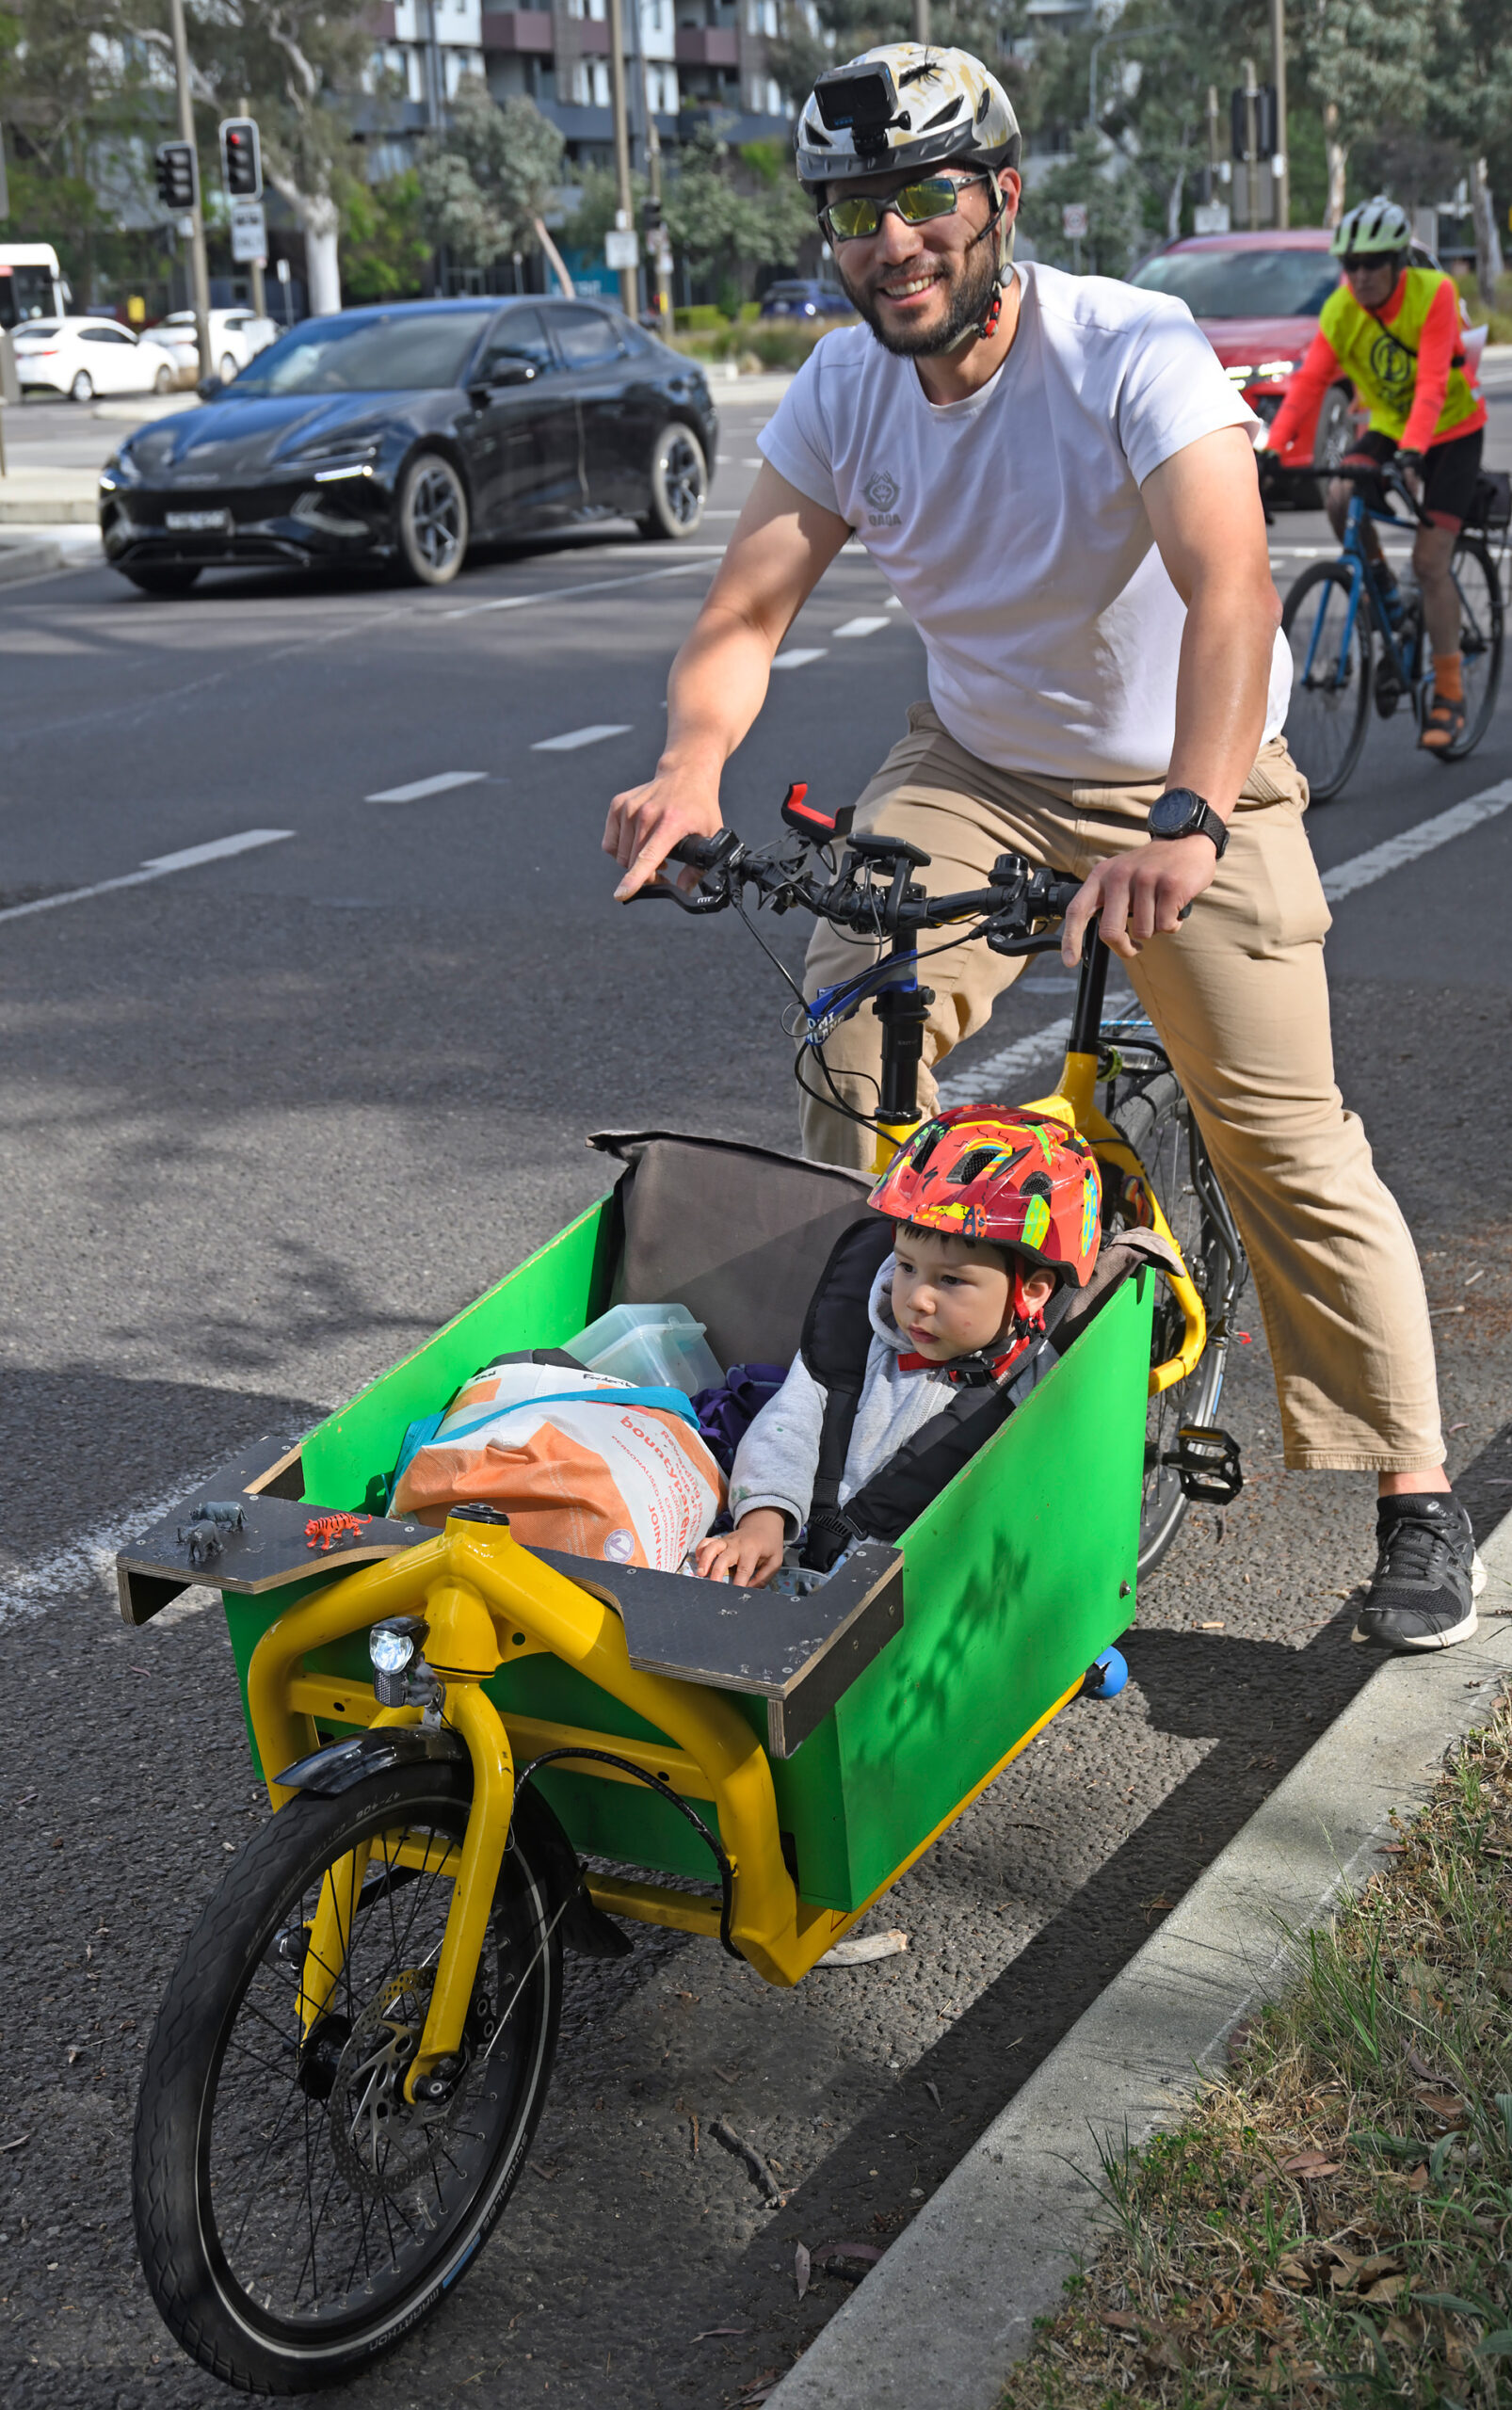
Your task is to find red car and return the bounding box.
[1127,225,1446,477]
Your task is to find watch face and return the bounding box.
[1151,791,1199,838]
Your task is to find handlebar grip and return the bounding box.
[668,834,729,871]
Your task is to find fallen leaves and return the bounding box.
[1279,2149,1343,2178]
[709,2119,784,2204]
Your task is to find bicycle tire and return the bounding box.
[133,1763,561,2393]
[1436,532,1504,763]
[1106,1067,1245,1579]
[1281,559,1373,802]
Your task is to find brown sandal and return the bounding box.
[1420,692,1466,750]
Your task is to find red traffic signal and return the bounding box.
[219,117,262,200]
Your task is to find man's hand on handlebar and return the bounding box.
[1060,833,1218,968]
[604,766,725,902]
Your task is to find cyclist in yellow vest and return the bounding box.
[1263,195,1487,749]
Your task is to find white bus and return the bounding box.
[0,244,70,330]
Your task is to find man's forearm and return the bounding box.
[659,601,780,780]
[1166,573,1279,816]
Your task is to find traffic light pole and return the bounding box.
[606,0,639,320]
[241,96,267,319]
[169,0,213,382]
[1269,0,1290,230]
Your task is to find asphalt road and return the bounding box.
[3,378,1512,2410]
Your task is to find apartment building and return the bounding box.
[366,0,791,173]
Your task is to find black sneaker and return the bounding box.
[1352,1494,1485,1651]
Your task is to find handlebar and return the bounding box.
[1286,453,1432,526]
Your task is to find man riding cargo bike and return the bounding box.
[1260,194,1489,755]
[605,42,1479,1654]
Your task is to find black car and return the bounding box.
[99,297,718,595]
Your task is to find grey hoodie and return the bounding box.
[729,1253,966,1538]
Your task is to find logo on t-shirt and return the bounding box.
[1369,329,1415,394]
[863,468,902,523]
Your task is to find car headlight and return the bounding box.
[1256,357,1299,380]
[100,450,140,490]
[282,439,381,475]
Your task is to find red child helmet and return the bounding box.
[868,1106,1102,1288]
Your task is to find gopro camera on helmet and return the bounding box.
[812,60,900,154]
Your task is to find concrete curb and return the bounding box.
[0,535,65,584]
[767,1521,1512,2410]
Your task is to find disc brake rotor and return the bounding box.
[327,1968,457,2198]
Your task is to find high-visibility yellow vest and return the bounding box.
[1318,266,1480,442]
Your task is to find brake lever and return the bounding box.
[625,873,730,914]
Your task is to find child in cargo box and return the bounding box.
[695,1107,1102,1588]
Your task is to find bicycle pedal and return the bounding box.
[1162,1423,1243,1505]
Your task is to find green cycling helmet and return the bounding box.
[1330,195,1410,261]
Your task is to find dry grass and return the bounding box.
[1001,1692,1512,2409]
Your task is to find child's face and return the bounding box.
[891,1226,1053,1361]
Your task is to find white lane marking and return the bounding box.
[939,776,1512,1101]
[531,722,633,752]
[700,509,741,519]
[886,595,903,609]
[0,828,294,926]
[365,771,488,804]
[442,557,716,619]
[771,647,828,670]
[0,1432,314,1631]
[1320,777,1512,900]
[834,616,892,638]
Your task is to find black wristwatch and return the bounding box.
[1148,787,1230,858]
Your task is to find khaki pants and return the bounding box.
[800,704,1441,1473]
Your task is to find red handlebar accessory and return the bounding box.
[780,783,856,842]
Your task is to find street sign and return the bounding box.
[230,201,267,265]
[1193,201,1231,234]
[604,227,639,269]
[1061,202,1089,240]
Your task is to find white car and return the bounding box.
[13,315,177,402]
[140,307,279,388]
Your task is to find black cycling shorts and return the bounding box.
[1343,424,1485,530]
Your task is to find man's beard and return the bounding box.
[839,226,1001,359]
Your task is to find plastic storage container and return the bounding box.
[566,1302,723,1398]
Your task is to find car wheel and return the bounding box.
[638,423,707,540]
[70,370,94,404]
[219,354,237,384]
[121,566,202,597]
[153,361,176,394]
[395,452,470,586]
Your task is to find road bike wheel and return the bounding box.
[1281,560,1372,801]
[1105,1066,1245,1580]
[1436,533,1504,763]
[134,1763,561,2393]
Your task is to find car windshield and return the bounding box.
[232,309,494,395]
[1130,248,1340,319]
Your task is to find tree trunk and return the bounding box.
[1323,103,1347,230]
[1166,164,1184,243]
[1472,155,1504,308]
[533,216,576,298]
[302,193,342,316]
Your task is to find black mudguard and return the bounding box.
[274,1724,631,1959]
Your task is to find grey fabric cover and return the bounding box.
[588,1130,871,1373]
[1049,1225,1184,1357]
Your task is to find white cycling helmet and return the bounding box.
[796,42,1021,194]
[1330,196,1410,260]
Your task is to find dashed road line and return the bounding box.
[365,771,488,803]
[442,557,717,619]
[771,648,828,671]
[531,723,634,752]
[834,616,892,638]
[0,828,295,927]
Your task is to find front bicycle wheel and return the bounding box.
[1105,1064,1245,1579]
[133,1764,561,2393]
[1437,533,1504,762]
[1281,559,1373,801]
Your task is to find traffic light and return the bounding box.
[155,140,198,212]
[641,194,663,235]
[1230,84,1278,162]
[219,117,262,200]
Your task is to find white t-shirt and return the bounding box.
[757,262,1292,785]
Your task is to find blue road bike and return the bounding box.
[1280,459,1505,802]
